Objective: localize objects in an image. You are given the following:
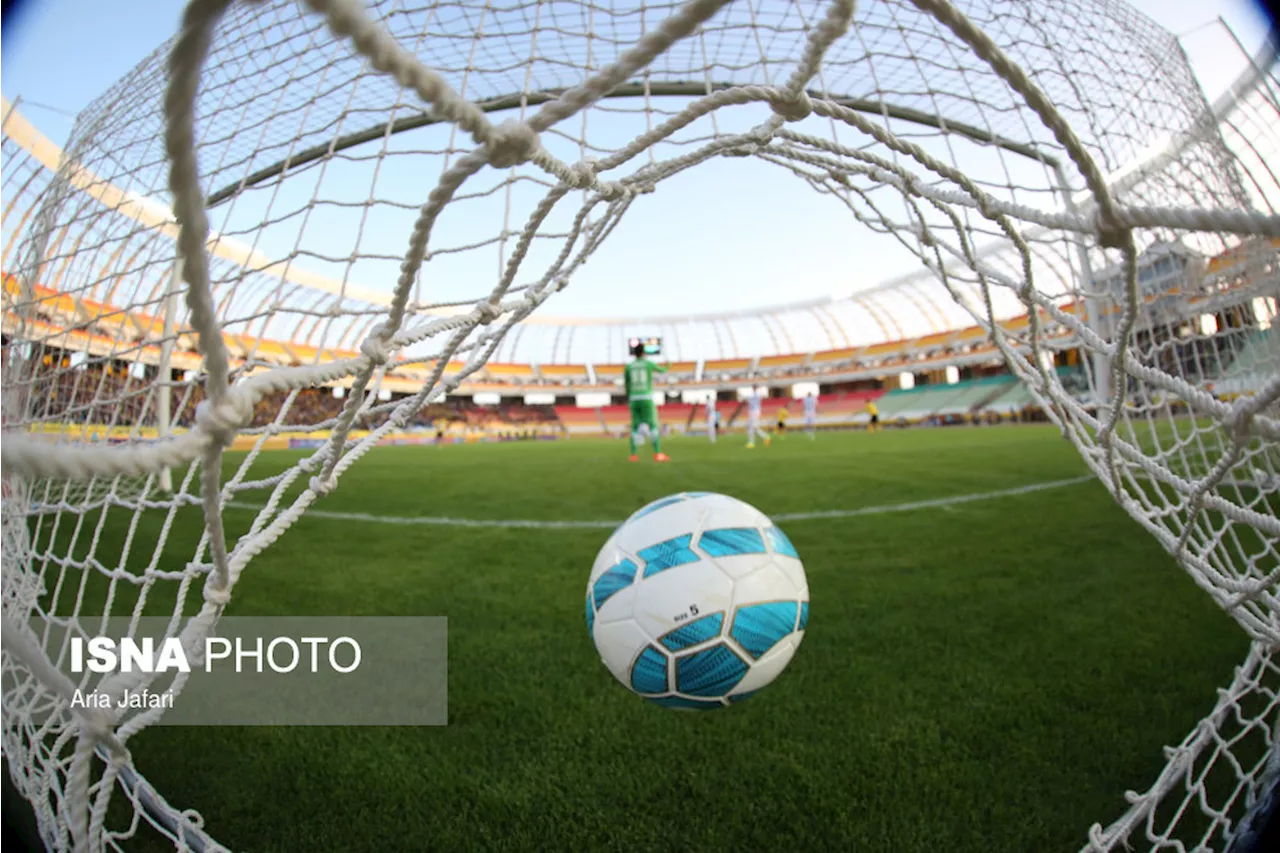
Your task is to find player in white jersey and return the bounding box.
[705,395,717,444]
[745,389,770,448]
[803,392,818,439]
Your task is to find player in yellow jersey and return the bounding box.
[775,405,790,439]
[866,399,880,433]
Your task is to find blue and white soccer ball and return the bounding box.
[585,491,809,709]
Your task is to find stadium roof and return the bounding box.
[0,95,1080,364]
[3,2,1275,366]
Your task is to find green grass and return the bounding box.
[30,426,1259,851]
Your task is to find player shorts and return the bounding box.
[777,420,786,430]
[870,414,879,425]
[629,398,658,432]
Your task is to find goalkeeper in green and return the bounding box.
[625,342,670,462]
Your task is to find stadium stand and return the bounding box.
[820,390,886,426]
[875,372,1080,425]
[659,403,696,429]
[482,363,535,383]
[4,234,1270,442]
[537,364,588,383]
[659,362,699,381]
[599,404,632,435]
[759,397,792,419]
[809,348,858,369]
[704,359,753,377]
[757,353,807,373]
[716,399,744,427]
[1213,325,1278,397]
[554,405,604,436]
[875,385,958,425]
[931,376,1019,418]
[983,381,1039,417]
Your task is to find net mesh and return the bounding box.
[0,1,1277,850]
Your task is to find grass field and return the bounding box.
[32,425,1259,851]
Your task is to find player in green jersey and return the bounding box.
[624,342,670,462]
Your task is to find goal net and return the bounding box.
[1,0,1277,850]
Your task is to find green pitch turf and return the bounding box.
[37,425,1262,851]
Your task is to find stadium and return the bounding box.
[0,0,1278,851]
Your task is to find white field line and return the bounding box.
[223,475,1096,530]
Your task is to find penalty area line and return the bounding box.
[769,474,1095,521]
[223,474,1096,530]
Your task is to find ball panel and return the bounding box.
[627,494,690,523]
[731,560,801,604]
[705,554,774,581]
[773,556,808,592]
[595,581,638,625]
[588,536,635,585]
[659,611,725,652]
[592,618,651,686]
[585,594,594,636]
[631,645,669,694]
[637,534,700,579]
[731,636,799,694]
[764,525,799,558]
[630,563,733,642]
[697,527,767,558]
[675,643,748,697]
[602,502,709,574]
[681,493,772,533]
[591,558,638,610]
[730,601,800,660]
[798,600,809,632]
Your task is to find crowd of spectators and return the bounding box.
[10,352,564,437]
[227,389,560,434]
[18,359,152,427]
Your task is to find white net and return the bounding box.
[0,0,1278,850]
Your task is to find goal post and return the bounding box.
[155,259,182,496]
[1,1,1278,851]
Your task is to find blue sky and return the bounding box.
[2,0,1276,328]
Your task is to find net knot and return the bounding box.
[486,119,540,168]
[194,394,251,447]
[476,300,502,325]
[1228,401,1255,440]
[202,581,231,607]
[599,182,629,201]
[80,712,116,746]
[730,126,776,155]
[360,324,392,366]
[769,90,812,122]
[1097,217,1129,249]
[567,159,597,189]
[309,475,336,497]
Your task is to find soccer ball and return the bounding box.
[585,491,809,709]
